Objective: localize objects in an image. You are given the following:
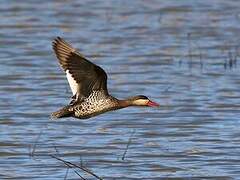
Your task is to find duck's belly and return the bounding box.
[73,98,116,119]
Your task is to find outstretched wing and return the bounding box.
[52,37,108,100]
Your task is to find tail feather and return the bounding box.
[51,105,73,119]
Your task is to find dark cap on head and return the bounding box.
[135,95,148,100]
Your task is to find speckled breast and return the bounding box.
[73,91,117,118]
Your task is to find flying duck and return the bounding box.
[51,37,159,119]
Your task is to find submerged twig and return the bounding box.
[228,51,233,69]
[50,154,102,180]
[122,130,136,161]
[79,155,83,168]
[224,57,227,70]
[59,157,86,180]
[53,143,60,155]
[187,33,193,69]
[64,167,69,180]
[30,130,43,157]
[193,42,203,70]
[30,123,48,157]
[52,145,85,179]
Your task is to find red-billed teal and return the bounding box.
[51,37,159,119]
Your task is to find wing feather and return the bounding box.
[52,37,108,100]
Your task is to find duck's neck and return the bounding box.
[117,99,134,108]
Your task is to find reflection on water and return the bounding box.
[1,0,240,179]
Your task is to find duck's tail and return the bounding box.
[51,105,73,119]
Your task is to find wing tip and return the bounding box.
[52,37,76,71]
[52,36,62,48]
[52,37,74,51]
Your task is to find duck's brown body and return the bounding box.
[51,37,159,119]
[52,91,120,119]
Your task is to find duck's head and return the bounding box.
[130,95,159,107]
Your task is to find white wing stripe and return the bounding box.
[66,70,78,95]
